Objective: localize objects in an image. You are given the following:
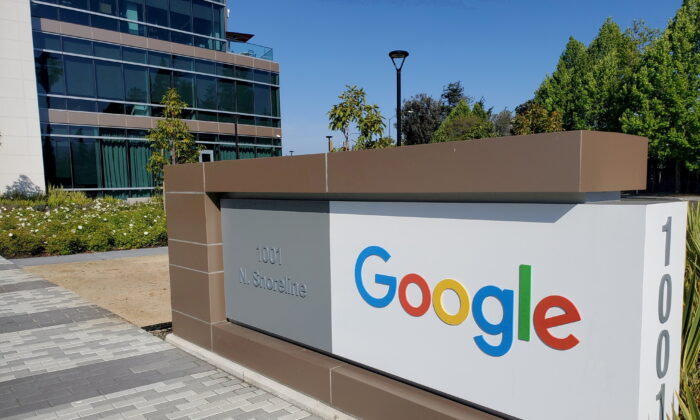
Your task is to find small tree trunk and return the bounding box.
[171,145,177,165]
[675,160,681,194]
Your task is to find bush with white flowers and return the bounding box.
[0,197,167,258]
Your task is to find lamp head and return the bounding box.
[389,50,409,70]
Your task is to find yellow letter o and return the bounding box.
[432,279,470,326]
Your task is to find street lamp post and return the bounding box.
[389,50,409,147]
[326,135,333,152]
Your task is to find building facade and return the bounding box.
[0,0,281,197]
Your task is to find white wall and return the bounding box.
[0,0,45,195]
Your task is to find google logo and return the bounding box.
[355,246,582,357]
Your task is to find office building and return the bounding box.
[0,0,281,197]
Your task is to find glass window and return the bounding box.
[47,125,71,135]
[271,87,280,117]
[35,52,65,95]
[172,56,193,71]
[235,82,253,114]
[67,98,97,112]
[119,0,144,21]
[254,70,271,84]
[196,111,218,121]
[33,32,62,51]
[120,20,145,37]
[64,56,95,97]
[218,113,234,123]
[170,0,191,32]
[97,102,125,114]
[238,116,254,125]
[217,79,234,112]
[63,37,92,55]
[195,75,217,109]
[59,8,90,25]
[95,61,124,100]
[193,36,213,50]
[91,15,119,31]
[127,129,149,138]
[123,64,149,102]
[198,133,217,142]
[192,0,212,37]
[31,3,59,20]
[93,42,121,60]
[195,60,215,75]
[217,63,234,78]
[101,139,128,189]
[122,47,147,64]
[148,51,171,67]
[271,73,280,85]
[47,97,68,110]
[173,72,194,107]
[145,0,168,26]
[170,31,193,46]
[147,26,170,41]
[149,68,172,104]
[235,66,253,81]
[59,0,89,9]
[212,5,224,39]
[69,126,98,136]
[254,84,271,116]
[90,0,117,15]
[129,142,153,187]
[125,104,150,116]
[45,138,72,188]
[71,139,100,188]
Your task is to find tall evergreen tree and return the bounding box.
[536,19,644,132]
[535,37,590,130]
[621,0,700,190]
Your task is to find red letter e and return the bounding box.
[533,295,581,351]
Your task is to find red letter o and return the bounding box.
[399,274,431,317]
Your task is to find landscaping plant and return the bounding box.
[0,188,166,258]
[680,203,700,418]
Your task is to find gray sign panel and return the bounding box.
[221,199,332,352]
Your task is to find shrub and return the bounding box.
[46,185,92,208]
[680,204,700,417]
[0,197,166,258]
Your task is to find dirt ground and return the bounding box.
[25,254,171,327]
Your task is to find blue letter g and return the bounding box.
[355,246,396,308]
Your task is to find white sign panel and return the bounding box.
[329,201,686,420]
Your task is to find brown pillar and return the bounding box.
[164,163,225,350]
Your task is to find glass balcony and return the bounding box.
[229,41,273,61]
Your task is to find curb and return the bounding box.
[165,334,355,420]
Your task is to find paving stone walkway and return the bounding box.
[0,256,321,420]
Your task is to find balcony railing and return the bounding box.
[229,41,274,61]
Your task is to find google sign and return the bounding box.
[354,245,581,357]
[223,199,688,420]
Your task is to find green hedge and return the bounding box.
[0,199,166,258]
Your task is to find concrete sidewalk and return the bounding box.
[0,256,320,420]
[10,247,169,267]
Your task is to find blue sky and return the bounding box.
[230,0,682,155]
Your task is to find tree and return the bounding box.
[621,0,700,192]
[432,100,496,143]
[400,94,444,145]
[354,136,394,150]
[328,85,385,150]
[146,88,201,187]
[512,100,563,135]
[535,19,645,133]
[535,37,592,130]
[491,109,514,137]
[441,81,470,114]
